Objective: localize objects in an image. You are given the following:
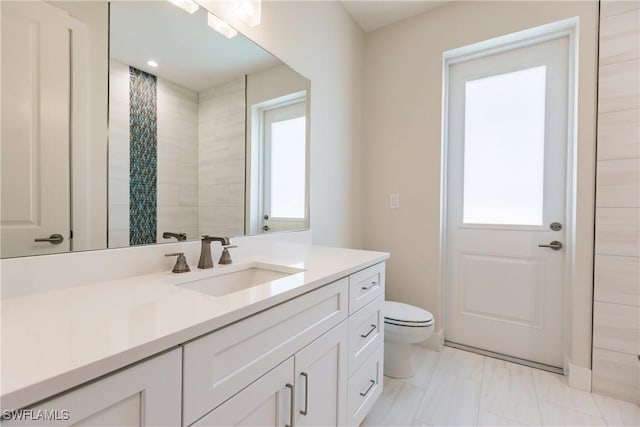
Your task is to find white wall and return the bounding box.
[199,0,365,249]
[362,1,598,370]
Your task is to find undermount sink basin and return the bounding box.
[176,263,305,297]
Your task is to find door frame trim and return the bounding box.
[439,17,580,373]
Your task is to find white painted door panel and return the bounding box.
[192,357,294,427]
[1,1,70,257]
[3,348,182,426]
[295,322,348,427]
[445,36,571,367]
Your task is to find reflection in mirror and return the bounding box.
[108,1,311,248]
[0,0,310,258]
[1,1,109,258]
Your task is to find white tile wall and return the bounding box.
[198,78,246,237]
[107,61,130,248]
[157,78,200,242]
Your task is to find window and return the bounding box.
[462,66,547,225]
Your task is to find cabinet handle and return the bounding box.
[359,379,376,397]
[285,383,294,427]
[360,324,377,338]
[300,372,309,416]
[361,280,378,291]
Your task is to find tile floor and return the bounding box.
[362,346,640,427]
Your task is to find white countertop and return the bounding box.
[1,244,388,411]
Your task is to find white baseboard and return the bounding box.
[419,328,445,351]
[567,360,592,392]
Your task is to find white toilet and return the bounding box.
[383,301,435,379]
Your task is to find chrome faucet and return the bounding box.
[162,231,187,241]
[198,236,231,269]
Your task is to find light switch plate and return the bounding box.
[390,194,400,209]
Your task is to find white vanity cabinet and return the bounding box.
[346,263,385,426]
[184,262,385,427]
[4,261,387,427]
[3,348,182,426]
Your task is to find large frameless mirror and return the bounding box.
[0,0,311,258]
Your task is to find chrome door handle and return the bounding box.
[361,281,378,291]
[34,233,64,245]
[360,324,377,338]
[538,241,563,251]
[285,383,294,427]
[300,372,309,416]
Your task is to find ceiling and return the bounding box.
[110,1,280,92]
[341,1,446,32]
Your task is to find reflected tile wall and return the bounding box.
[198,77,246,237]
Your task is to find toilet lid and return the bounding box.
[384,301,434,326]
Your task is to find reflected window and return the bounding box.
[263,100,306,221]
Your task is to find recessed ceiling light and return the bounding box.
[167,0,199,14]
[207,13,238,39]
[147,60,159,68]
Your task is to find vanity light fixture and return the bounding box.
[207,13,238,39]
[147,60,159,68]
[167,0,199,14]
[234,0,261,27]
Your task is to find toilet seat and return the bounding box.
[384,301,433,327]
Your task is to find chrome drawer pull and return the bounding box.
[361,280,378,291]
[360,324,377,338]
[300,372,309,416]
[360,379,376,397]
[285,383,294,427]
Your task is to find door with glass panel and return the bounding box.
[261,101,307,233]
[444,35,570,368]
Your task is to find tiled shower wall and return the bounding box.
[157,79,199,242]
[198,77,246,237]
[592,0,640,404]
[108,60,200,247]
[108,61,131,248]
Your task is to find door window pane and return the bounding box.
[270,116,306,218]
[463,66,546,225]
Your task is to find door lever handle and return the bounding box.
[34,234,64,245]
[538,241,563,251]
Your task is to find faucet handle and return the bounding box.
[165,252,191,273]
[218,246,237,265]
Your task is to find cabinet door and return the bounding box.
[193,357,295,427]
[295,322,348,427]
[4,348,182,426]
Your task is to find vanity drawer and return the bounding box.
[348,296,383,376]
[349,263,385,314]
[182,278,348,427]
[347,345,383,426]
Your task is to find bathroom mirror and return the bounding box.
[0,0,310,258]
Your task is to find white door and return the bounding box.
[262,101,307,233]
[1,1,70,257]
[445,35,571,368]
[193,357,295,427]
[295,322,348,427]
